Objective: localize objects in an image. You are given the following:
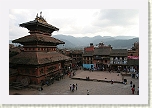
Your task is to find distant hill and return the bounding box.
[57,39,76,49]
[9,35,139,49]
[53,35,138,49]
[114,36,137,40]
[104,38,139,49]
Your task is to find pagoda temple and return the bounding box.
[9,12,72,85]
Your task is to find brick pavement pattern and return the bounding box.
[9,70,139,95]
[73,70,122,82]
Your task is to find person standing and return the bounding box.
[73,84,75,90]
[38,86,43,91]
[72,84,75,92]
[73,72,75,76]
[131,87,135,94]
[130,81,133,87]
[87,90,89,95]
[76,83,77,90]
[111,80,114,84]
[131,84,135,94]
[137,87,139,95]
[69,84,72,91]
[136,73,139,79]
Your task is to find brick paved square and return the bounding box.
[73,70,123,82]
[9,70,139,95]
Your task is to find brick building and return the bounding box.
[110,49,128,71]
[83,42,138,72]
[94,43,112,71]
[58,49,83,69]
[83,42,112,70]
[83,43,94,69]
[127,42,139,72]
[128,41,139,56]
[69,50,83,68]
[9,13,71,85]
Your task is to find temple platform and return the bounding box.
[72,70,123,83]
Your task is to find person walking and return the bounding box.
[87,90,89,95]
[76,83,77,90]
[69,84,72,91]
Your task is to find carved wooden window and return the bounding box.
[40,68,44,74]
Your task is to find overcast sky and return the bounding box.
[9,9,139,40]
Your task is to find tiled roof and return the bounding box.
[20,18,59,31]
[71,50,83,54]
[110,49,128,56]
[83,51,93,56]
[94,48,111,55]
[9,46,24,53]
[10,51,71,65]
[12,33,65,45]
[9,44,15,49]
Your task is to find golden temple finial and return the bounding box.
[40,11,42,17]
[34,12,47,24]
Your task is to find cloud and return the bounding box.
[90,9,139,36]
[9,9,139,39]
[92,9,139,27]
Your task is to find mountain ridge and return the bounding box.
[9,35,139,49]
[52,35,138,49]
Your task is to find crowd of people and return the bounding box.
[69,83,77,92]
[69,83,90,95]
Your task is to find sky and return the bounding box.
[9,9,139,40]
[1,0,149,105]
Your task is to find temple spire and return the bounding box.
[40,11,42,17]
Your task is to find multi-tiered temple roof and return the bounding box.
[12,12,64,46]
[20,12,59,35]
[12,34,65,46]
[10,12,71,65]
